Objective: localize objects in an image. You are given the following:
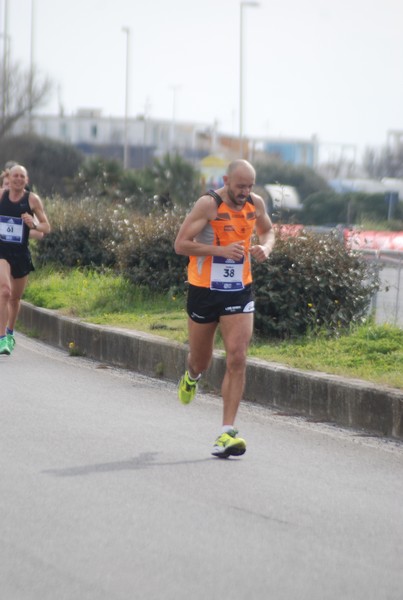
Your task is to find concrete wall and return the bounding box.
[18,302,403,441]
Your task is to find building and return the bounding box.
[10,109,320,170]
[328,177,403,201]
[258,136,318,168]
[11,109,214,168]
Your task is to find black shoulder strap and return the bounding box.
[20,190,32,213]
[206,189,223,207]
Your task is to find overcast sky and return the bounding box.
[2,0,402,159]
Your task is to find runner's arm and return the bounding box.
[250,194,275,262]
[22,193,51,234]
[174,196,245,261]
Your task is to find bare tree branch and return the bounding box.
[0,61,53,139]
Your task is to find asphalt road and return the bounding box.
[1,335,403,600]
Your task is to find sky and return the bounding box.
[1,0,402,161]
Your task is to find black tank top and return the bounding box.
[0,190,32,249]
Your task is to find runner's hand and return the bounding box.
[250,244,270,262]
[220,242,245,261]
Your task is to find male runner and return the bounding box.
[174,159,275,458]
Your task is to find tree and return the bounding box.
[0,134,84,196]
[255,160,330,201]
[71,156,124,198]
[64,154,202,214]
[1,61,52,140]
[142,153,202,208]
[301,190,403,227]
[363,145,403,179]
[120,153,202,212]
[301,191,347,225]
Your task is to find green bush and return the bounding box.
[33,200,380,338]
[252,230,380,338]
[33,198,123,269]
[33,198,188,291]
[114,211,188,293]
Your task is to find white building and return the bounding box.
[11,109,323,170]
[11,109,215,167]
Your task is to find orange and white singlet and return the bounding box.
[187,191,256,291]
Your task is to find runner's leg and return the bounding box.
[0,260,12,335]
[8,274,28,331]
[219,312,253,426]
[187,317,218,377]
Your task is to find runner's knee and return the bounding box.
[0,281,11,301]
[9,295,21,307]
[226,346,247,372]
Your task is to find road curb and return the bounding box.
[18,301,403,441]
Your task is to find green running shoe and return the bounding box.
[178,370,199,405]
[7,333,15,352]
[0,336,11,356]
[211,429,246,459]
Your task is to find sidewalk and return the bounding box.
[18,301,403,441]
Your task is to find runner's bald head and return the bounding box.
[9,164,28,177]
[227,159,255,179]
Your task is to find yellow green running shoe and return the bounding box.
[0,336,11,356]
[178,370,200,405]
[211,429,246,459]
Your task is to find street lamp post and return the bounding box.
[122,26,130,169]
[29,0,35,132]
[169,84,180,154]
[0,32,10,123]
[239,1,259,158]
[1,0,10,124]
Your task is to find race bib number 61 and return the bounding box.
[0,215,24,244]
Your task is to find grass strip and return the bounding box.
[24,268,403,390]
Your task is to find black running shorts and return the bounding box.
[0,246,35,279]
[187,283,254,323]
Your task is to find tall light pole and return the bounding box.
[28,0,35,132]
[1,0,10,125]
[122,26,130,169]
[239,1,259,158]
[169,84,180,154]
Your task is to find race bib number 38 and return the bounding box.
[210,256,245,291]
[0,215,24,243]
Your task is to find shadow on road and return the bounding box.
[42,452,228,477]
